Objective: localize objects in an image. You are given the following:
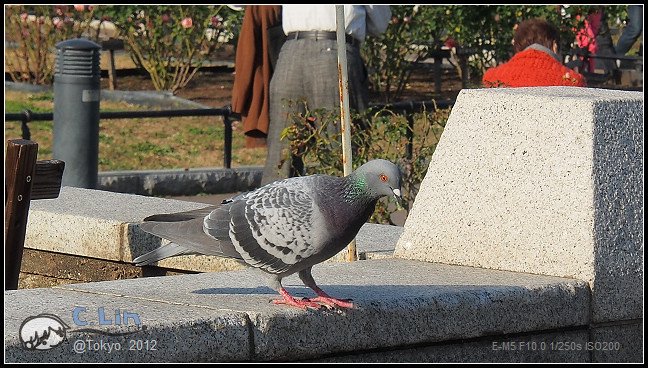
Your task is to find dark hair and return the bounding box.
[513,18,560,53]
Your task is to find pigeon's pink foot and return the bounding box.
[272,288,321,310]
[305,296,354,309]
[305,287,354,309]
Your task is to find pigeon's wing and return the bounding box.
[143,205,219,222]
[224,178,325,274]
[132,241,189,266]
[134,205,243,266]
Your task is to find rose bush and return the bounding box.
[5,5,99,85]
[98,5,242,93]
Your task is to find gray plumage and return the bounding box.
[133,159,402,308]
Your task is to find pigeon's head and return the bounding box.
[354,159,402,201]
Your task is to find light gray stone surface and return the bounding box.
[25,187,402,272]
[51,259,590,361]
[314,330,590,363]
[25,187,205,262]
[395,87,643,324]
[4,288,250,362]
[330,223,403,261]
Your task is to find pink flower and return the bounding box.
[74,5,85,12]
[181,17,192,29]
[20,12,28,22]
[403,16,411,23]
[161,13,171,23]
[390,16,399,24]
[54,5,68,16]
[211,15,222,27]
[52,17,63,29]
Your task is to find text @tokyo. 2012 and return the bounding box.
[492,341,621,352]
[72,339,158,354]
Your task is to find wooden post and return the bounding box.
[108,48,117,90]
[459,53,469,89]
[101,38,124,91]
[5,139,38,290]
[336,6,357,262]
[428,48,451,96]
[434,54,443,96]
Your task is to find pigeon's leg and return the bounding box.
[272,287,322,310]
[267,275,320,310]
[298,268,354,309]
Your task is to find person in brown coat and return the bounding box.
[230,5,285,148]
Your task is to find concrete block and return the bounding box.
[4,288,250,362]
[25,187,205,262]
[395,87,643,323]
[315,330,590,362]
[56,259,590,361]
[25,187,401,273]
[591,322,643,363]
[98,166,263,196]
[330,223,403,261]
[98,174,142,195]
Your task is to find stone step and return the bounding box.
[24,187,402,274]
[6,258,602,362]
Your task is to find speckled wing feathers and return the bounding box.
[214,178,323,274]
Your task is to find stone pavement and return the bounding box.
[6,259,597,362]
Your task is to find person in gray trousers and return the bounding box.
[615,5,642,57]
[262,5,391,185]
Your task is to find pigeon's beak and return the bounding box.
[392,188,404,210]
[392,188,403,208]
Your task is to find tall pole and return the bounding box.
[335,5,357,262]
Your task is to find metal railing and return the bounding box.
[6,99,455,169]
[369,99,455,159]
[5,106,237,169]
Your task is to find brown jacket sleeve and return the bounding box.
[230,6,282,137]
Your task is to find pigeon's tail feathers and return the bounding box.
[143,206,219,222]
[133,243,189,266]
[136,217,243,263]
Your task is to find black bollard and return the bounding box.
[53,38,101,188]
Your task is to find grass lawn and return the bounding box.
[4,90,266,171]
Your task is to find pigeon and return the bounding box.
[133,159,402,310]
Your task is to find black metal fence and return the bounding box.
[370,99,455,159]
[5,107,236,169]
[5,100,455,169]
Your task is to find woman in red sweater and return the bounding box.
[483,18,587,88]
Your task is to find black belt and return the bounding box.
[286,31,360,47]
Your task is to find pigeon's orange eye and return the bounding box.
[379,174,388,182]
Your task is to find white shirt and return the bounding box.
[282,5,392,42]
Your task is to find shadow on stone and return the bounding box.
[193,286,276,295]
